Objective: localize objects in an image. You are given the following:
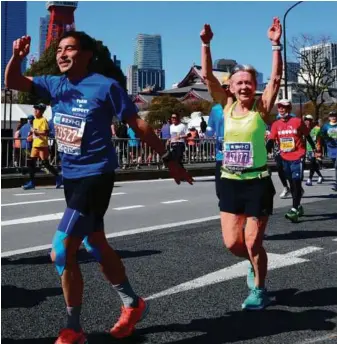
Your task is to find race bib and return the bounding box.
[280,137,295,152]
[222,142,253,170]
[54,113,86,155]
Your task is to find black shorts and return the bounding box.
[63,172,115,231]
[219,176,275,217]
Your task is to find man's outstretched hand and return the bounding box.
[167,161,194,185]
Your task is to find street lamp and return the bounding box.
[283,1,303,99]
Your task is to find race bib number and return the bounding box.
[54,113,86,155]
[222,142,253,170]
[280,137,295,152]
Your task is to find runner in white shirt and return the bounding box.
[169,114,188,167]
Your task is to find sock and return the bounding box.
[66,305,82,332]
[113,279,139,307]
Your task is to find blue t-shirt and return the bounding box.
[321,122,337,159]
[160,123,171,139]
[19,123,32,149]
[33,73,137,179]
[206,104,224,161]
[127,127,140,147]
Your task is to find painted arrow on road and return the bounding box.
[146,246,323,300]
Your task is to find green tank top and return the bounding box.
[306,126,320,152]
[221,101,267,180]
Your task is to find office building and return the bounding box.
[39,15,50,57]
[1,1,27,88]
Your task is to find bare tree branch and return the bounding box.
[289,34,335,119]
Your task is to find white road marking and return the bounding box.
[333,238,337,242]
[111,192,126,196]
[113,205,144,211]
[1,213,63,227]
[14,192,45,196]
[146,246,323,300]
[295,333,337,343]
[1,215,220,257]
[161,199,188,204]
[2,198,65,207]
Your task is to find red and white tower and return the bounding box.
[45,1,78,49]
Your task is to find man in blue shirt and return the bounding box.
[5,31,193,343]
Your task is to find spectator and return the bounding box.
[186,127,199,160]
[169,114,188,167]
[115,120,128,168]
[200,116,207,134]
[19,115,34,170]
[127,125,142,169]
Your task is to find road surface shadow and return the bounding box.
[1,249,161,266]
[302,194,337,199]
[265,230,337,240]
[1,285,62,309]
[1,332,147,344]
[269,287,337,307]
[136,287,337,343]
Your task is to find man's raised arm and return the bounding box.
[5,35,33,92]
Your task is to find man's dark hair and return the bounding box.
[57,31,127,90]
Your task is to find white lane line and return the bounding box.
[111,192,126,196]
[2,213,63,227]
[333,238,337,242]
[113,205,144,211]
[161,199,188,204]
[1,215,220,257]
[146,246,322,300]
[2,198,65,207]
[14,192,45,196]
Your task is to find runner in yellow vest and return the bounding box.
[201,17,282,310]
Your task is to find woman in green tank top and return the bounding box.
[201,17,283,310]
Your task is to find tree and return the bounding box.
[184,99,212,115]
[146,95,190,128]
[289,34,336,119]
[18,36,126,104]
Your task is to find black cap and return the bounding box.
[33,103,47,111]
[328,111,337,117]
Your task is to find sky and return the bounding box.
[27,0,337,88]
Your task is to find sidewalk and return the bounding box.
[1,159,334,188]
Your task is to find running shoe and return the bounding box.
[279,187,291,199]
[22,181,35,190]
[285,208,299,223]
[305,178,312,186]
[298,205,304,217]
[54,328,87,344]
[242,287,271,310]
[317,177,323,184]
[247,264,255,290]
[110,297,149,339]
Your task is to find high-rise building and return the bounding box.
[300,43,337,88]
[256,71,264,91]
[134,34,162,70]
[285,62,300,83]
[213,59,237,72]
[129,34,165,95]
[1,1,27,88]
[39,15,50,58]
[112,55,121,69]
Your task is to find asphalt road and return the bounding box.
[1,170,337,343]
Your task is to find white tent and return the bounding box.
[185,112,209,130]
[1,104,52,131]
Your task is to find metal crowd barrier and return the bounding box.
[0,137,329,172]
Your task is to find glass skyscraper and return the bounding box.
[134,34,163,70]
[1,1,27,88]
[39,15,50,58]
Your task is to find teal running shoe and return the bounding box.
[247,264,255,290]
[242,287,271,310]
[285,208,299,223]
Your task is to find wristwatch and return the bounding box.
[272,44,283,51]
